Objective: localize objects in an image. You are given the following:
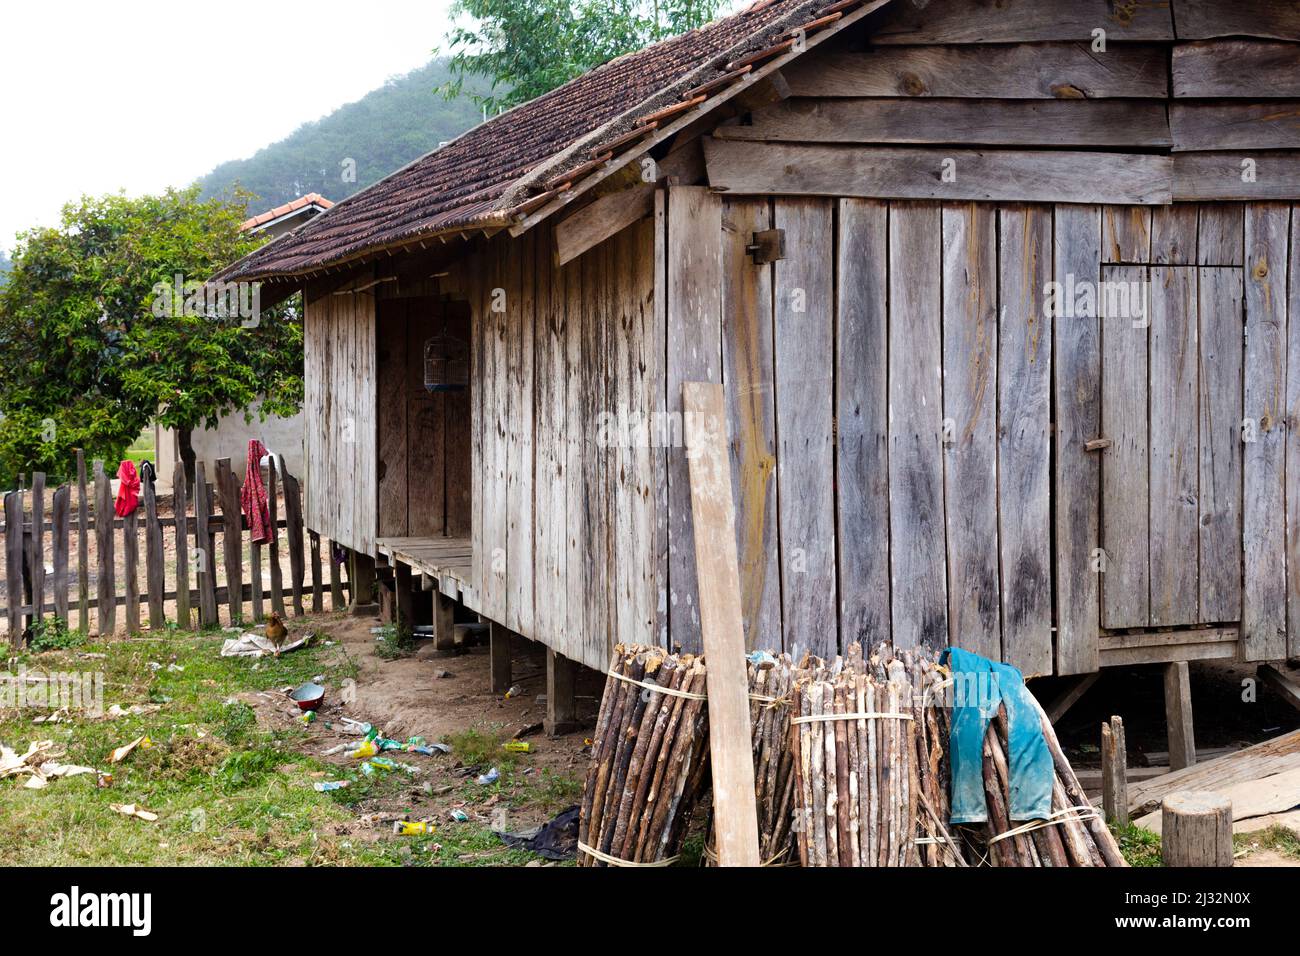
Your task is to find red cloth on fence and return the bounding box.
[241,439,272,545]
[114,460,140,517]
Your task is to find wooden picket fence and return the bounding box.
[1,450,349,646]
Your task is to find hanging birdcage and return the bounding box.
[424,332,470,392]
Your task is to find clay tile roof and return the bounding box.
[220,0,885,282]
[239,192,335,232]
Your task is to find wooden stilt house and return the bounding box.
[219,0,1300,731]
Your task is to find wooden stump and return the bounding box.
[1161,791,1233,867]
[1102,715,1129,826]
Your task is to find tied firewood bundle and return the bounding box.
[578,645,711,867]
[704,652,799,866]
[792,643,963,867]
[962,693,1127,867]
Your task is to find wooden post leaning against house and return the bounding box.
[193,461,218,627]
[1164,661,1196,771]
[1101,715,1129,827]
[76,450,90,633]
[5,490,23,645]
[93,461,115,636]
[545,648,577,737]
[282,468,306,616]
[143,467,165,629]
[51,485,70,623]
[266,458,286,618]
[1161,791,1233,867]
[29,473,45,631]
[123,495,140,635]
[173,461,191,631]
[309,531,323,613]
[215,458,243,626]
[683,380,761,867]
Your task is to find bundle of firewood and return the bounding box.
[964,692,1127,867]
[578,645,711,867]
[791,642,1124,868]
[581,641,1124,868]
[704,652,799,866]
[792,643,964,866]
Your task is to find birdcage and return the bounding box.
[423,332,469,392]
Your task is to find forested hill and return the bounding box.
[197,59,487,210]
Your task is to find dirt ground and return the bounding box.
[238,609,605,844]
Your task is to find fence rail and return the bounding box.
[2,450,348,645]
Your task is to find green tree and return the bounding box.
[0,186,302,484]
[440,1,728,113]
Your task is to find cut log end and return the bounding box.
[1161,790,1233,868]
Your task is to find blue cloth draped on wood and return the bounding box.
[941,647,1053,824]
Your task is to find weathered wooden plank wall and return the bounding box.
[1242,204,1291,661]
[940,203,999,662]
[461,218,662,670]
[998,206,1053,676]
[834,199,890,652]
[720,198,780,650]
[1053,205,1103,675]
[303,273,377,556]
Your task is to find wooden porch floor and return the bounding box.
[375,536,475,607]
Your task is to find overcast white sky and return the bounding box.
[0,0,459,250]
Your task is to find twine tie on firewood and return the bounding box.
[987,806,1102,845]
[605,669,708,699]
[578,841,679,867]
[791,711,914,724]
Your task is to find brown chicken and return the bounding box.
[265,613,289,657]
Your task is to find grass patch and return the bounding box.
[1112,821,1163,867]
[29,617,85,652]
[0,624,566,866]
[372,623,414,660]
[1235,825,1300,861]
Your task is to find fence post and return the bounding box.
[282,467,305,616]
[267,459,286,617]
[215,459,243,626]
[30,473,46,630]
[52,486,70,623]
[123,499,140,636]
[194,461,218,627]
[250,465,265,624]
[94,461,115,636]
[76,450,89,633]
[310,531,323,613]
[5,491,23,645]
[173,461,191,631]
[144,467,165,629]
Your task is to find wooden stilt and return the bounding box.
[490,621,512,695]
[545,648,577,736]
[433,591,457,652]
[394,561,415,631]
[350,551,377,610]
[1164,661,1196,771]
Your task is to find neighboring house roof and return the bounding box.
[240,193,335,234]
[219,0,891,283]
